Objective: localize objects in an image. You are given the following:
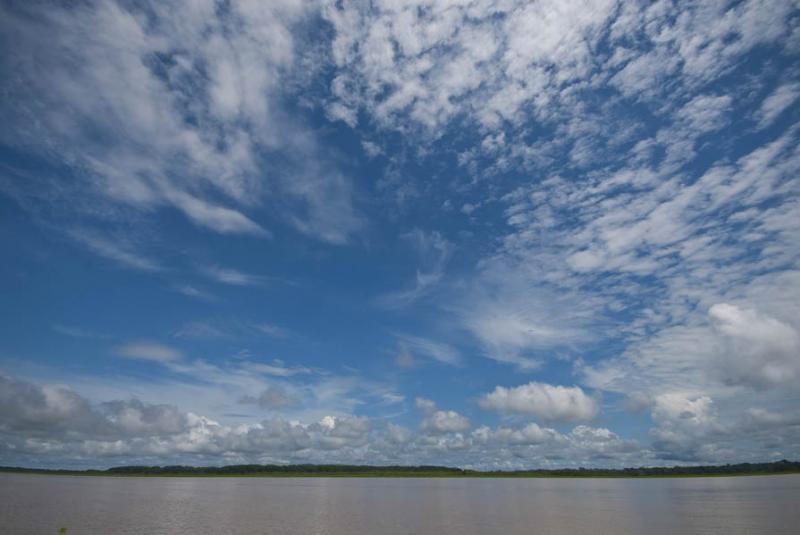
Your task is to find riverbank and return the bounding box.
[2,460,798,479]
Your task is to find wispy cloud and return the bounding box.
[173,319,293,340]
[172,284,215,301]
[239,385,296,410]
[0,0,361,250]
[114,342,183,363]
[68,229,161,272]
[2,0,799,468]
[254,323,292,339]
[395,334,461,366]
[238,360,312,378]
[52,324,109,340]
[377,229,453,309]
[755,82,800,130]
[173,321,229,340]
[162,189,269,237]
[201,266,266,287]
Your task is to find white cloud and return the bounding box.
[581,273,800,401]
[324,0,617,133]
[202,266,265,286]
[114,342,183,363]
[255,323,292,339]
[173,320,293,340]
[173,321,229,340]
[651,393,717,429]
[324,0,794,149]
[164,189,269,236]
[648,392,729,461]
[755,82,800,129]
[421,410,471,435]
[317,0,800,464]
[0,374,187,438]
[472,422,563,446]
[567,425,639,458]
[0,0,360,248]
[393,347,416,369]
[239,386,295,410]
[676,94,733,134]
[479,382,599,422]
[0,374,377,464]
[361,140,382,157]
[377,229,453,309]
[1,0,798,470]
[172,285,214,301]
[67,229,161,272]
[238,361,312,378]
[710,303,800,388]
[744,408,800,428]
[415,397,437,414]
[414,397,470,435]
[52,324,109,340]
[457,256,597,369]
[395,334,461,366]
[3,374,795,468]
[386,423,413,444]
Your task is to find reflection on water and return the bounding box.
[1,473,798,534]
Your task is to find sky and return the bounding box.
[0,0,798,470]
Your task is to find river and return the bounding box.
[1,473,798,534]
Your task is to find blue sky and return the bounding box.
[0,0,798,469]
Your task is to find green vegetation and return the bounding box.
[1,460,798,478]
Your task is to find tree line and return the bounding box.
[1,459,798,477]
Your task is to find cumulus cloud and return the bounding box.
[0,375,187,439]
[651,393,717,429]
[99,399,189,437]
[472,422,563,446]
[582,284,800,400]
[744,408,800,428]
[1,0,799,470]
[415,397,470,434]
[710,303,800,387]
[2,374,793,468]
[415,397,437,414]
[421,410,471,435]
[0,374,373,464]
[648,392,728,461]
[479,382,599,422]
[386,423,413,445]
[568,426,638,459]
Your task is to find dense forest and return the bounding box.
[1,460,799,478]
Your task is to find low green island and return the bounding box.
[1,459,798,478]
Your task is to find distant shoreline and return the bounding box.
[2,471,800,479]
[2,460,798,479]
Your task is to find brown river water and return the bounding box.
[1,473,798,534]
